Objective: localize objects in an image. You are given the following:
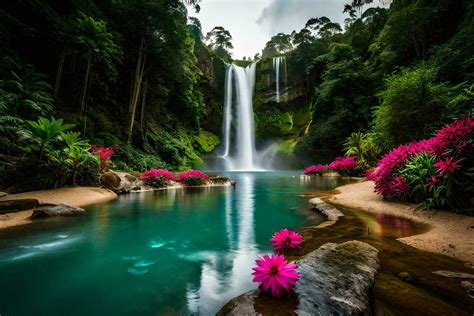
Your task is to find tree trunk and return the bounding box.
[80,54,92,112]
[127,36,147,143]
[54,48,67,98]
[140,80,148,129]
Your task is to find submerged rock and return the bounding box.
[432,270,474,279]
[0,199,41,214]
[218,241,379,315]
[31,204,85,218]
[308,197,345,221]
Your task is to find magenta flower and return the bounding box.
[271,228,303,254]
[252,254,300,298]
[434,157,461,175]
[91,144,118,173]
[178,170,209,182]
[328,156,358,172]
[429,176,438,186]
[303,164,327,175]
[141,169,177,184]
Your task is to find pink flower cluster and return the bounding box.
[91,144,118,173]
[328,156,358,172]
[252,254,300,298]
[370,116,473,199]
[140,169,176,184]
[252,228,303,298]
[430,116,474,156]
[303,164,327,175]
[178,170,209,182]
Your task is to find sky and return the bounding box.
[192,0,353,59]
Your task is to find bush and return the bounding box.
[75,155,100,186]
[328,156,359,176]
[140,169,176,188]
[370,116,474,209]
[209,176,230,184]
[373,65,451,148]
[179,170,209,186]
[303,164,328,176]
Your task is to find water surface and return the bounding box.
[0,172,351,315]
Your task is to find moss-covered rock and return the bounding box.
[255,109,293,137]
[194,130,221,153]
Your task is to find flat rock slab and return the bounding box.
[218,241,379,315]
[432,270,474,279]
[0,199,41,214]
[309,198,345,221]
[31,204,85,218]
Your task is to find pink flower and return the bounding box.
[90,144,117,173]
[328,156,358,172]
[141,169,176,184]
[429,176,438,186]
[178,170,209,182]
[434,157,461,175]
[252,254,300,298]
[430,116,474,156]
[303,164,327,175]
[271,228,303,254]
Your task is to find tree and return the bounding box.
[343,0,374,20]
[206,26,233,59]
[262,33,293,58]
[73,12,121,132]
[305,17,342,38]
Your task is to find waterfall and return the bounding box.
[273,56,284,103]
[218,63,259,171]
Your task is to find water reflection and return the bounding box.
[186,174,260,314]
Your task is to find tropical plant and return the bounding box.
[61,132,93,185]
[24,117,74,162]
[343,132,381,168]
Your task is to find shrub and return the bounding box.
[140,169,176,188]
[328,156,358,176]
[179,170,209,186]
[209,176,230,184]
[371,116,474,208]
[303,164,327,176]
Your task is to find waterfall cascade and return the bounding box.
[272,56,285,103]
[220,63,259,171]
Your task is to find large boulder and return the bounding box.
[218,241,379,315]
[296,241,379,315]
[0,199,41,214]
[31,204,85,218]
[100,172,121,191]
[115,172,143,193]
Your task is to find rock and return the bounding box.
[116,172,143,193]
[308,197,345,221]
[461,281,473,294]
[0,192,9,197]
[100,172,121,190]
[31,204,85,218]
[218,241,379,315]
[432,270,474,279]
[296,241,379,315]
[398,272,412,282]
[0,199,41,214]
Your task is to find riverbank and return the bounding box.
[326,180,474,265]
[0,187,117,229]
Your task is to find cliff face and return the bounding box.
[253,57,313,167]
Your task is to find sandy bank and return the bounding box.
[0,187,117,229]
[326,181,474,265]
